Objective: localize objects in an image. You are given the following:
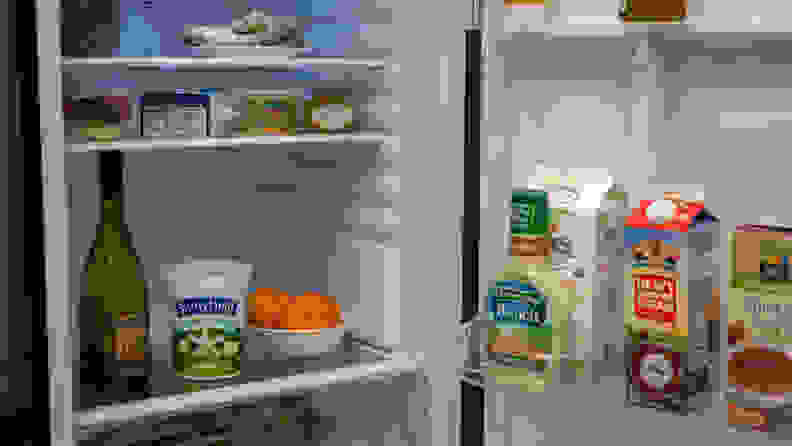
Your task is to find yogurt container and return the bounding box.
[159,259,253,381]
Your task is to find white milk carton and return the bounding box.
[519,165,630,379]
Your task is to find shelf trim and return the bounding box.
[485,352,570,364]
[66,132,389,152]
[495,16,792,37]
[728,344,792,354]
[75,347,420,438]
[724,386,791,409]
[38,0,73,443]
[62,56,387,71]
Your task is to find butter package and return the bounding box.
[212,89,299,137]
[623,193,720,415]
[240,93,298,136]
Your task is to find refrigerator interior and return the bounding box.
[479,4,792,442]
[64,81,409,446]
[60,1,468,445]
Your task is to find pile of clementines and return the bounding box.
[248,288,343,330]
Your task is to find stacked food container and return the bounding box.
[64,89,362,144]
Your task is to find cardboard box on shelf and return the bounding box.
[727,223,792,433]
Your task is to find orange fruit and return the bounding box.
[249,288,296,329]
[249,289,344,330]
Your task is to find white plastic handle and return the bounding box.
[200,274,226,289]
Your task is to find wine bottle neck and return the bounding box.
[99,151,126,227]
[100,150,124,200]
[101,197,124,227]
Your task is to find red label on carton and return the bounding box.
[634,275,677,322]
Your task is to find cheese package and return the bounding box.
[303,95,355,133]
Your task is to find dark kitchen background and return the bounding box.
[7,0,49,444]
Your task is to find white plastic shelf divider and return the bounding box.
[62,56,387,71]
[66,132,389,152]
[75,339,421,439]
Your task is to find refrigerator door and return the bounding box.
[476,2,635,445]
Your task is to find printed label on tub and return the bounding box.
[488,280,551,328]
[173,296,242,380]
[176,296,240,316]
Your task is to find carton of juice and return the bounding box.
[623,193,720,415]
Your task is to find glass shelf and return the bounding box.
[76,335,420,441]
[62,56,387,71]
[66,132,389,152]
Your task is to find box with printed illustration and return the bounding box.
[727,224,792,435]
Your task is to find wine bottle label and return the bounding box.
[173,296,243,380]
[113,312,146,362]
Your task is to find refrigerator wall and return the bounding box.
[367,1,467,445]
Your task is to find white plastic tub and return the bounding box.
[151,258,253,389]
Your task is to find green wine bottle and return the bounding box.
[80,150,149,406]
